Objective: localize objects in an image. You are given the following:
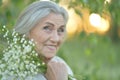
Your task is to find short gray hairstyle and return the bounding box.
[14,1,69,35]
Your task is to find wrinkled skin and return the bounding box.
[29,12,68,80]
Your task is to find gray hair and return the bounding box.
[14,1,69,35]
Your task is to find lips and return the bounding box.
[46,45,57,51]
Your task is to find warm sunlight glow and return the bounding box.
[66,19,78,34]
[60,6,81,36]
[99,18,109,32]
[60,1,111,36]
[66,9,77,35]
[59,1,83,37]
[66,8,82,36]
[89,13,101,28]
[89,13,110,32]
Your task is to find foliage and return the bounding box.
[0,26,46,79]
[0,0,120,80]
[0,26,75,79]
[58,33,120,80]
[1,0,120,42]
[67,0,120,42]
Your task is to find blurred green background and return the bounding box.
[0,0,120,80]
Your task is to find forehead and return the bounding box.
[39,12,65,25]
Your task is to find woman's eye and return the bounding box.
[43,26,49,30]
[58,28,65,33]
[43,26,52,33]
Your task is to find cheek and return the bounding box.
[34,35,46,48]
[60,34,66,41]
[29,32,43,48]
[58,35,65,46]
[31,32,47,43]
[33,36,46,55]
[34,33,49,50]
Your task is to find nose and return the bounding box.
[50,30,59,43]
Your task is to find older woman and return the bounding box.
[14,1,74,80]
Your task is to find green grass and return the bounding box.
[0,30,120,80]
[57,34,120,80]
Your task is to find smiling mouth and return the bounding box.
[46,45,57,51]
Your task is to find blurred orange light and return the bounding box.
[66,19,78,35]
[89,13,101,27]
[63,7,82,37]
[99,18,109,32]
[66,9,78,35]
[89,13,110,32]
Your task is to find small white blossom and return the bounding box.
[0,26,46,79]
[3,25,6,28]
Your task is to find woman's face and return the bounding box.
[29,12,66,59]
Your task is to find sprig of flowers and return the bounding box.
[0,26,46,80]
[0,26,82,80]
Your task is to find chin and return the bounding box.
[45,54,55,59]
[39,50,57,60]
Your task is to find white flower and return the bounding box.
[0,64,5,69]
[0,26,46,79]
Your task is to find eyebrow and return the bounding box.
[45,22,65,28]
[46,22,54,26]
